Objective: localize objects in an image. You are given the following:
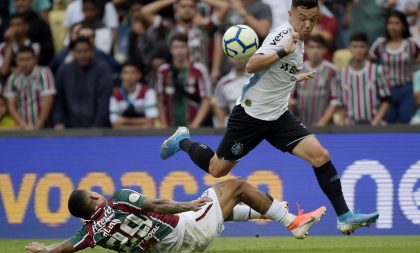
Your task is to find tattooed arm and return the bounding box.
[141,197,212,214]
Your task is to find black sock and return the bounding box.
[313,161,349,216]
[180,139,214,173]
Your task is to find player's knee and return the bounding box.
[209,159,234,178]
[209,164,230,178]
[311,148,330,168]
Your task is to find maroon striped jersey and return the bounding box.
[369,37,419,86]
[68,189,179,252]
[292,60,340,125]
[338,61,391,124]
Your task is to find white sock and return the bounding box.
[232,205,262,221]
[264,200,295,227]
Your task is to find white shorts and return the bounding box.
[147,188,224,253]
[179,188,225,252]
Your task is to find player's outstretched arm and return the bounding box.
[246,32,299,74]
[296,71,316,82]
[141,196,212,214]
[25,241,75,253]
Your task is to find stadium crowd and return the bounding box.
[0,0,418,130]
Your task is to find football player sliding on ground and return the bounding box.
[160,0,379,235]
[25,178,326,253]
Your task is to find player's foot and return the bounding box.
[160,127,190,160]
[288,205,327,240]
[337,211,379,235]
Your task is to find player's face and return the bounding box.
[122,66,141,86]
[387,16,404,39]
[176,0,197,23]
[289,7,319,40]
[349,41,368,61]
[170,40,189,63]
[16,52,37,75]
[305,41,326,63]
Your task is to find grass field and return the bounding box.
[3,236,420,253]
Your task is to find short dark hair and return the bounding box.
[16,46,35,56]
[122,62,141,72]
[349,32,368,44]
[169,33,188,46]
[306,35,327,47]
[386,10,411,40]
[70,37,94,50]
[68,190,92,220]
[292,0,318,9]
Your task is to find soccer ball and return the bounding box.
[222,25,259,60]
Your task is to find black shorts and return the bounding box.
[216,105,312,162]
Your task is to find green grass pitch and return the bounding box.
[2,236,420,253]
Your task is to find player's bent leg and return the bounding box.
[209,155,237,178]
[292,135,330,168]
[292,135,379,235]
[212,178,326,239]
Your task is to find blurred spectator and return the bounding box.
[0,95,17,130]
[213,58,247,128]
[347,0,389,45]
[311,0,339,61]
[290,35,340,126]
[262,0,291,30]
[110,62,158,129]
[0,0,54,65]
[54,38,113,129]
[78,0,114,54]
[216,0,271,77]
[126,0,168,74]
[157,33,211,128]
[370,10,419,123]
[64,0,118,31]
[223,0,271,39]
[1,0,54,65]
[0,13,40,77]
[3,46,55,130]
[410,70,420,124]
[141,0,229,81]
[49,24,121,85]
[338,32,391,126]
[8,0,51,23]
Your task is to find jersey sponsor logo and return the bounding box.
[280,63,300,75]
[270,28,292,45]
[103,219,122,236]
[92,206,115,233]
[231,142,244,156]
[129,193,140,203]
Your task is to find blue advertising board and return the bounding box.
[0,133,419,238]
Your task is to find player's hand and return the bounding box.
[25,242,45,252]
[284,32,300,55]
[189,196,212,211]
[296,71,316,82]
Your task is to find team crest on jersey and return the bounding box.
[129,193,140,203]
[231,142,244,156]
[245,99,252,107]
